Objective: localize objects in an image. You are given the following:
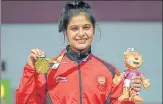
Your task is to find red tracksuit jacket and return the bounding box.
[15,46,134,104]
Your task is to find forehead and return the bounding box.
[68,14,92,26]
[127,51,139,55]
[126,51,139,55]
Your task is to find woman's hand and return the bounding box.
[131,76,142,92]
[27,49,45,68]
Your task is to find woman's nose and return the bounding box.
[78,28,85,36]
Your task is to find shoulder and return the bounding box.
[92,54,120,76]
[52,48,66,60]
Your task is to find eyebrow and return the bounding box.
[69,24,92,28]
[83,24,92,27]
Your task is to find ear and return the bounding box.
[64,31,67,36]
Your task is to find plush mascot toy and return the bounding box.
[113,48,151,102]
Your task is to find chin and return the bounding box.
[76,45,88,51]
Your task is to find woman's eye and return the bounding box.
[83,26,90,30]
[83,24,92,30]
[71,27,78,31]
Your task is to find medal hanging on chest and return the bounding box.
[35,55,51,74]
[35,54,64,74]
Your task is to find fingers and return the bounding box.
[131,79,141,84]
[30,53,38,60]
[113,78,121,86]
[131,76,142,92]
[131,83,141,92]
[133,87,141,92]
[29,48,45,61]
[113,80,118,85]
[31,49,45,56]
[131,76,141,84]
[132,76,141,80]
[27,48,45,68]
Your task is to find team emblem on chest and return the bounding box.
[97,76,107,85]
[97,75,107,91]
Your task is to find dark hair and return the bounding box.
[58,0,96,33]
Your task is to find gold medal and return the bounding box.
[34,54,64,74]
[35,55,51,74]
[35,54,64,74]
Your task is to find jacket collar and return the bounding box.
[65,45,91,62]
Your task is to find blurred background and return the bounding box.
[1,1,162,104]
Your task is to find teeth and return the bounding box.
[76,39,87,41]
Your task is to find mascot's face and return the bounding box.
[124,48,143,70]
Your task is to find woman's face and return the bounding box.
[66,14,94,52]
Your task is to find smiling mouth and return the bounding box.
[75,38,87,41]
[75,38,88,44]
[133,62,139,65]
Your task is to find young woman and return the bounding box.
[16,1,141,104]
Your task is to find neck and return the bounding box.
[70,46,90,54]
[65,45,91,61]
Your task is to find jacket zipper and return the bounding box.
[104,87,112,104]
[77,53,83,104]
[44,73,53,104]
